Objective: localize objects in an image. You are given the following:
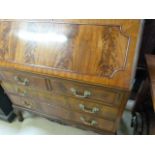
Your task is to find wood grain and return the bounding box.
[0,20,141,90]
[1,76,123,106]
[1,81,119,119]
[0,70,49,90]
[8,94,115,132]
[0,19,142,134]
[13,104,115,134]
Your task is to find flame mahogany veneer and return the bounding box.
[0,20,142,134]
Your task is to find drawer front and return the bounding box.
[3,82,119,119]
[3,82,118,120]
[9,94,70,121]
[9,95,42,110]
[44,105,115,132]
[41,103,115,132]
[68,98,118,120]
[0,70,50,90]
[1,82,69,109]
[52,79,122,106]
[9,94,114,132]
[71,112,115,132]
[0,70,123,106]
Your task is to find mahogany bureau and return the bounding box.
[0,20,142,134]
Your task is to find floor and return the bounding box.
[0,100,135,135]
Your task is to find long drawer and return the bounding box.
[9,94,115,132]
[0,69,123,106]
[2,82,118,120]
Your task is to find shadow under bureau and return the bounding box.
[0,20,142,134]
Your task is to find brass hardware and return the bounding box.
[80,116,97,126]
[23,101,32,108]
[70,88,91,98]
[14,76,29,86]
[15,87,27,96]
[79,104,99,114]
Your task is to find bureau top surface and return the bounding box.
[0,19,141,90]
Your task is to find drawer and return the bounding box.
[3,82,118,120]
[1,82,123,106]
[8,94,69,122]
[9,94,115,132]
[2,82,69,109]
[71,112,115,132]
[0,70,123,106]
[40,104,115,132]
[8,95,42,110]
[0,70,50,90]
[68,98,118,120]
[52,79,122,106]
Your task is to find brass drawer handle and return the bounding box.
[14,76,29,86]
[70,88,91,98]
[79,104,99,114]
[15,87,27,96]
[23,101,32,108]
[80,116,97,126]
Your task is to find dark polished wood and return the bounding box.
[131,54,155,134]
[146,55,155,111]
[0,20,142,134]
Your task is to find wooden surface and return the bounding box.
[1,82,119,120]
[1,81,123,107]
[0,20,141,90]
[0,70,124,106]
[0,19,141,134]
[13,104,115,134]
[145,54,155,111]
[9,94,115,132]
[0,64,126,134]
